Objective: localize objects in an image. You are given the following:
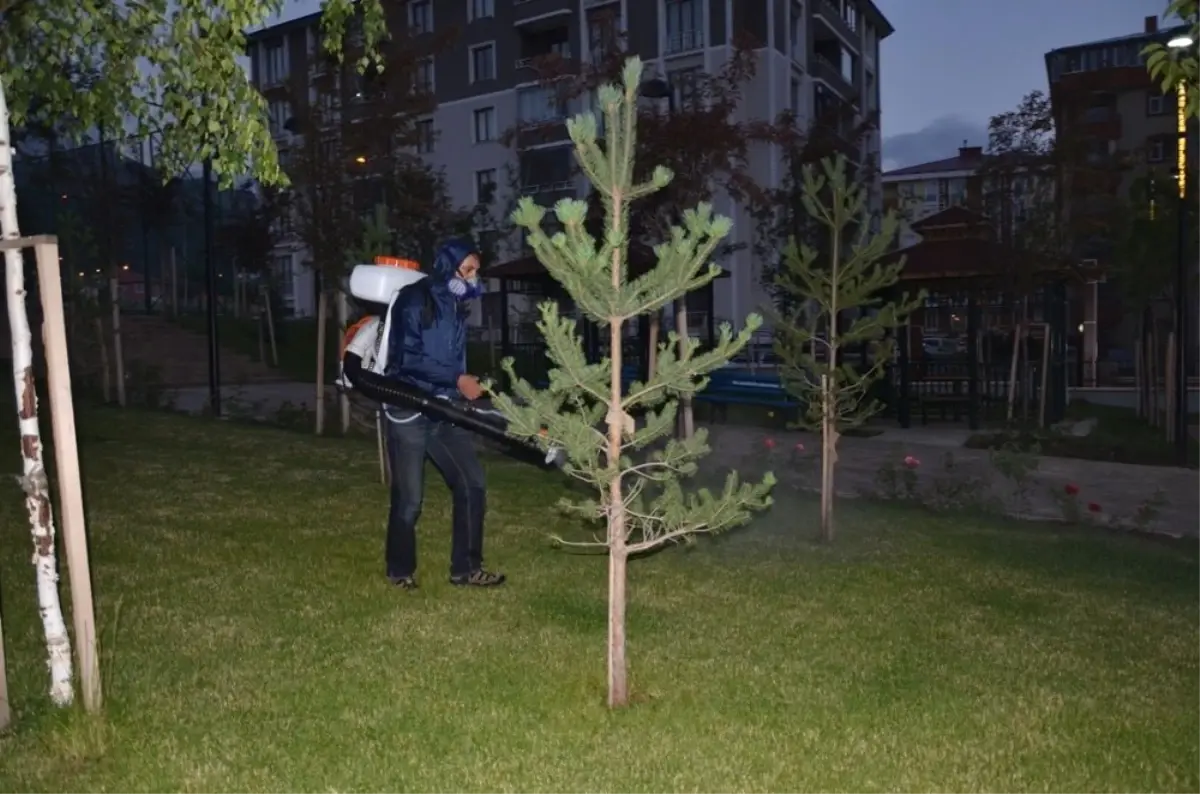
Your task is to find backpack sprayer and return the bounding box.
[339,259,564,471]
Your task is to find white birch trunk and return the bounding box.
[0,78,74,707]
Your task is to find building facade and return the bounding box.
[246,0,893,323]
[1044,14,1199,380]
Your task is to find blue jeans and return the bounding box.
[385,411,487,578]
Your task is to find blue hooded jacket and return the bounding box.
[382,238,476,400]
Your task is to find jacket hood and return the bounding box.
[430,238,478,283]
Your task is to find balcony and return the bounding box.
[513,1,572,29]
[664,28,704,55]
[809,54,856,101]
[812,0,860,51]
[520,146,576,206]
[515,28,572,73]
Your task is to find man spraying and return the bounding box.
[379,239,504,590]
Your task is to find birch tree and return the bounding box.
[491,58,775,709]
[1,0,383,707]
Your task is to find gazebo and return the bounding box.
[483,242,727,386]
[880,206,1071,429]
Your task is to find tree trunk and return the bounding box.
[0,80,75,707]
[606,313,629,708]
[257,310,266,362]
[819,373,835,543]
[337,289,350,434]
[95,316,111,403]
[109,277,126,408]
[315,289,327,435]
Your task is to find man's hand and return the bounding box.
[457,374,484,401]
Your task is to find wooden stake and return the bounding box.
[169,246,178,316]
[819,373,834,543]
[261,285,278,367]
[675,299,694,440]
[336,290,351,435]
[1038,324,1051,428]
[1166,332,1177,443]
[0,589,9,730]
[1006,323,1022,422]
[108,277,125,408]
[34,241,102,714]
[95,316,110,403]
[315,289,327,436]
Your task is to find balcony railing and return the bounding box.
[515,46,571,71]
[665,29,704,55]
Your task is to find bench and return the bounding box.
[694,369,802,421]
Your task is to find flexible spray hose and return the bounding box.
[343,355,563,470]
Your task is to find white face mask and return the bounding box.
[448,274,483,300]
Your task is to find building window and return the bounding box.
[664,0,703,54]
[272,254,295,306]
[841,0,857,31]
[475,168,497,204]
[470,43,496,83]
[1148,138,1166,163]
[469,0,494,21]
[668,67,703,110]
[409,0,432,34]
[518,85,567,125]
[414,57,435,94]
[473,107,496,143]
[262,41,287,85]
[416,119,435,154]
[790,77,802,112]
[587,9,622,63]
[267,100,292,137]
[1147,91,1168,116]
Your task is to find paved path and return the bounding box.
[162,381,1199,538]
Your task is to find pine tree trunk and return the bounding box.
[0,80,75,707]
[606,280,629,708]
[95,316,111,403]
[109,277,126,408]
[315,289,327,435]
[337,290,350,434]
[819,373,835,543]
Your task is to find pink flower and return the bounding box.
[903,455,920,469]
[794,442,805,452]
[1064,483,1080,496]
[763,437,776,449]
[1087,502,1102,513]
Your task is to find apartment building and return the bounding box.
[1044,15,1199,375]
[245,0,893,322]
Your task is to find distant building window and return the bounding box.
[409,0,432,34]
[1147,92,1168,116]
[469,0,494,21]
[473,107,496,143]
[414,58,435,94]
[1148,138,1166,163]
[262,41,287,85]
[475,168,497,204]
[416,119,435,154]
[470,43,496,83]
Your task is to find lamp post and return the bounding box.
[638,77,696,439]
[1167,33,1192,462]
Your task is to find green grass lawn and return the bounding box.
[0,407,1196,792]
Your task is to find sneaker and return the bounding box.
[388,575,418,590]
[449,569,506,587]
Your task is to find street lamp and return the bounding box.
[637,77,694,439]
[1168,34,1191,461]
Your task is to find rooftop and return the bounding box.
[882,145,985,180]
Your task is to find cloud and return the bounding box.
[882,116,989,172]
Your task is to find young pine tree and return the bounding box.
[490,58,775,709]
[773,155,922,543]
